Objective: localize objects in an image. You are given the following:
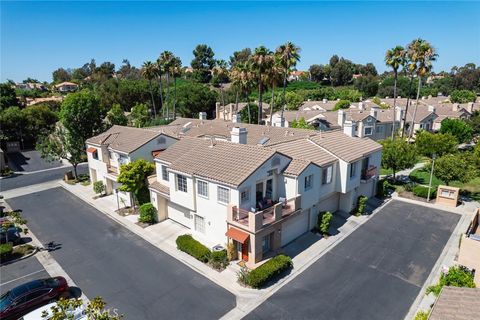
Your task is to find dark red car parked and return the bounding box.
[0,276,69,320]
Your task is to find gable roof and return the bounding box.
[429,287,480,320]
[156,137,290,187]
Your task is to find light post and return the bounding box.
[427,153,436,202]
[115,189,120,212]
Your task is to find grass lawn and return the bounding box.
[409,169,444,187]
[380,168,393,175]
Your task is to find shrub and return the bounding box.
[414,311,430,320]
[426,266,476,296]
[413,185,436,199]
[0,243,13,260]
[333,99,351,111]
[245,255,293,288]
[376,179,391,198]
[353,195,368,216]
[237,266,250,286]
[226,242,236,261]
[450,89,477,103]
[210,250,229,270]
[176,234,211,263]
[93,181,105,195]
[318,211,333,235]
[138,203,156,224]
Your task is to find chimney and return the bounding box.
[466,102,474,113]
[397,96,402,99]
[428,105,436,112]
[395,106,403,123]
[370,106,379,118]
[343,120,356,137]
[229,104,234,120]
[358,102,364,111]
[452,103,459,112]
[231,127,247,144]
[322,98,327,103]
[338,110,346,126]
[215,102,221,119]
[232,113,241,123]
[199,112,207,120]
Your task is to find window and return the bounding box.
[92,150,98,160]
[364,127,373,136]
[304,174,313,190]
[322,166,333,185]
[262,233,272,253]
[162,166,169,181]
[217,186,230,204]
[376,125,384,133]
[176,174,187,192]
[240,188,250,204]
[350,162,357,179]
[197,180,208,198]
[194,215,205,233]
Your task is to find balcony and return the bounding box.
[227,195,301,233]
[107,165,119,175]
[361,165,377,181]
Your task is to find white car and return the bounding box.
[20,302,86,320]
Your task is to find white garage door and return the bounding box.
[167,203,192,229]
[319,193,340,213]
[281,211,309,246]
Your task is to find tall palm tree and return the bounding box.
[141,61,157,118]
[250,46,274,124]
[170,56,182,120]
[267,56,283,126]
[230,62,254,123]
[401,49,419,138]
[155,57,165,117]
[385,45,406,139]
[408,39,438,140]
[276,42,301,126]
[159,51,174,119]
[212,60,229,120]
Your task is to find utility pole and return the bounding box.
[427,154,436,202]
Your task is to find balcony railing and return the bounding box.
[107,165,119,176]
[228,195,301,233]
[361,165,377,181]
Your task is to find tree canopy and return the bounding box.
[117,159,155,205]
[415,131,457,158]
[439,118,473,143]
[380,137,418,178]
[428,153,476,185]
[191,44,215,83]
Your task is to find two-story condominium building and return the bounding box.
[148,119,382,265]
[86,125,177,206]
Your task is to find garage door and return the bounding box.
[168,203,192,229]
[319,193,339,213]
[281,211,309,246]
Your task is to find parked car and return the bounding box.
[20,301,86,320]
[0,227,21,245]
[0,276,69,320]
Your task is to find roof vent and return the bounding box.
[209,137,216,147]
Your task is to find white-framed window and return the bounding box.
[162,166,169,181]
[197,180,209,198]
[194,215,205,233]
[176,174,187,192]
[304,174,313,191]
[350,162,357,179]
[217,186,230,204]
[364,127,373,136]
[322,166,333,185]
[262,233,272,253]
[240,188,250,204]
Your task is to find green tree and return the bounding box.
[229,48,252,67]
[429,153,475,185]
[290,117,314,129]
[239,103,258,124]
[380,137,418,179]
[93,181,105,196]
[175,82,217,118]
[22,105,58,142]
[353,75,379,98]
[230,62,254,123]
[415,131,457,157]
[439,118,473,143]
[170,56,183,120]
[130,103,149,127]
[285,91,303,111]
[107,104,128,126]
[330,57,354,86]
[309,64,330,83]
[60,90,104,142]
[251,46,275,124]
[276,42,301,122]
[450,89,477,103]
[42,296,122,320]
[0,106,25,142]
[141,61,157,118]
[333,100,351,111]
[117,159,155,206]
[191,44,215,83]
[52,68,72,83]
[0,83,20,111]
[37,126,85,178]
[159,51,175,118]
[385,45,406,139]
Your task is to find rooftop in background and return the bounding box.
[429,286,480,320]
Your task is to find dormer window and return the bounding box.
[162,166,169,181]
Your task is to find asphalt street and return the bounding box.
[0,257,50,295]
[7,187,236,320]
[245,200,460,320]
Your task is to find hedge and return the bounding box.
[353,195,368,216]
[246,255,293,288]
[210,250,229,270]
[318,211,333,235]
[413,185,436,199]
[139,202,156,224]
[0,243,13,260]
[176,234,211,263]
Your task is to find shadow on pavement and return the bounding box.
[282,232,322,259]
[44,241,62,252]
[68,287,83,299]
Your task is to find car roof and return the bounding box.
[10,279,50,298]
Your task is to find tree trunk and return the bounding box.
[149,80,157,118]
[269,86,275,126]
[408,77,423,140]
[401,74,415,138]
[158,75,164,117]
[73,163,78,180]
[235,90,239,114]
[221,83,226,121]
[165,73,171,119]
[391,71,398,140]
[258,81,263,125]
[173,76,177,120]
[246,92,251,124]
[280,68,288,126]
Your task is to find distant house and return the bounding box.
[54,81,78,93]
[215,102,271,122]
[299,99,338,112]
[288,70,308,81]
[15,82,48,91]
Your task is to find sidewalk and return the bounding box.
[60,181,383,319]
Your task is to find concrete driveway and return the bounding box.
[245,200,460,320]
[7,187,236,320]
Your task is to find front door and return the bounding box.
[241,241,249,261]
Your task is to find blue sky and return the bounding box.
[1,1,479,82]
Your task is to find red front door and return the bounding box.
[241,241,249,261]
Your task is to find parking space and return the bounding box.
[246,200,461,320]
[0,256,50,295]
[7,150,63,172]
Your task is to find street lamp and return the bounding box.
[115,189,120,212]
[427,153,436,202]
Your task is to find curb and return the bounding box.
[0,246,39,267]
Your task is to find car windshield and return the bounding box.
[44,278,60,288]
[0,293,13,312]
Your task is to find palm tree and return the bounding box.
[250,46,274,124]
[276,42,301,126]
[141,61,157,118]
[159,51,174,119]
[170,56,182,120]
[401,49,419,138]
[155,57,165,117]
[385,45,406,139]
[408,39,438,140]
[230,62,254,123]
[212,60,229,120]
[267,56,283,126]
